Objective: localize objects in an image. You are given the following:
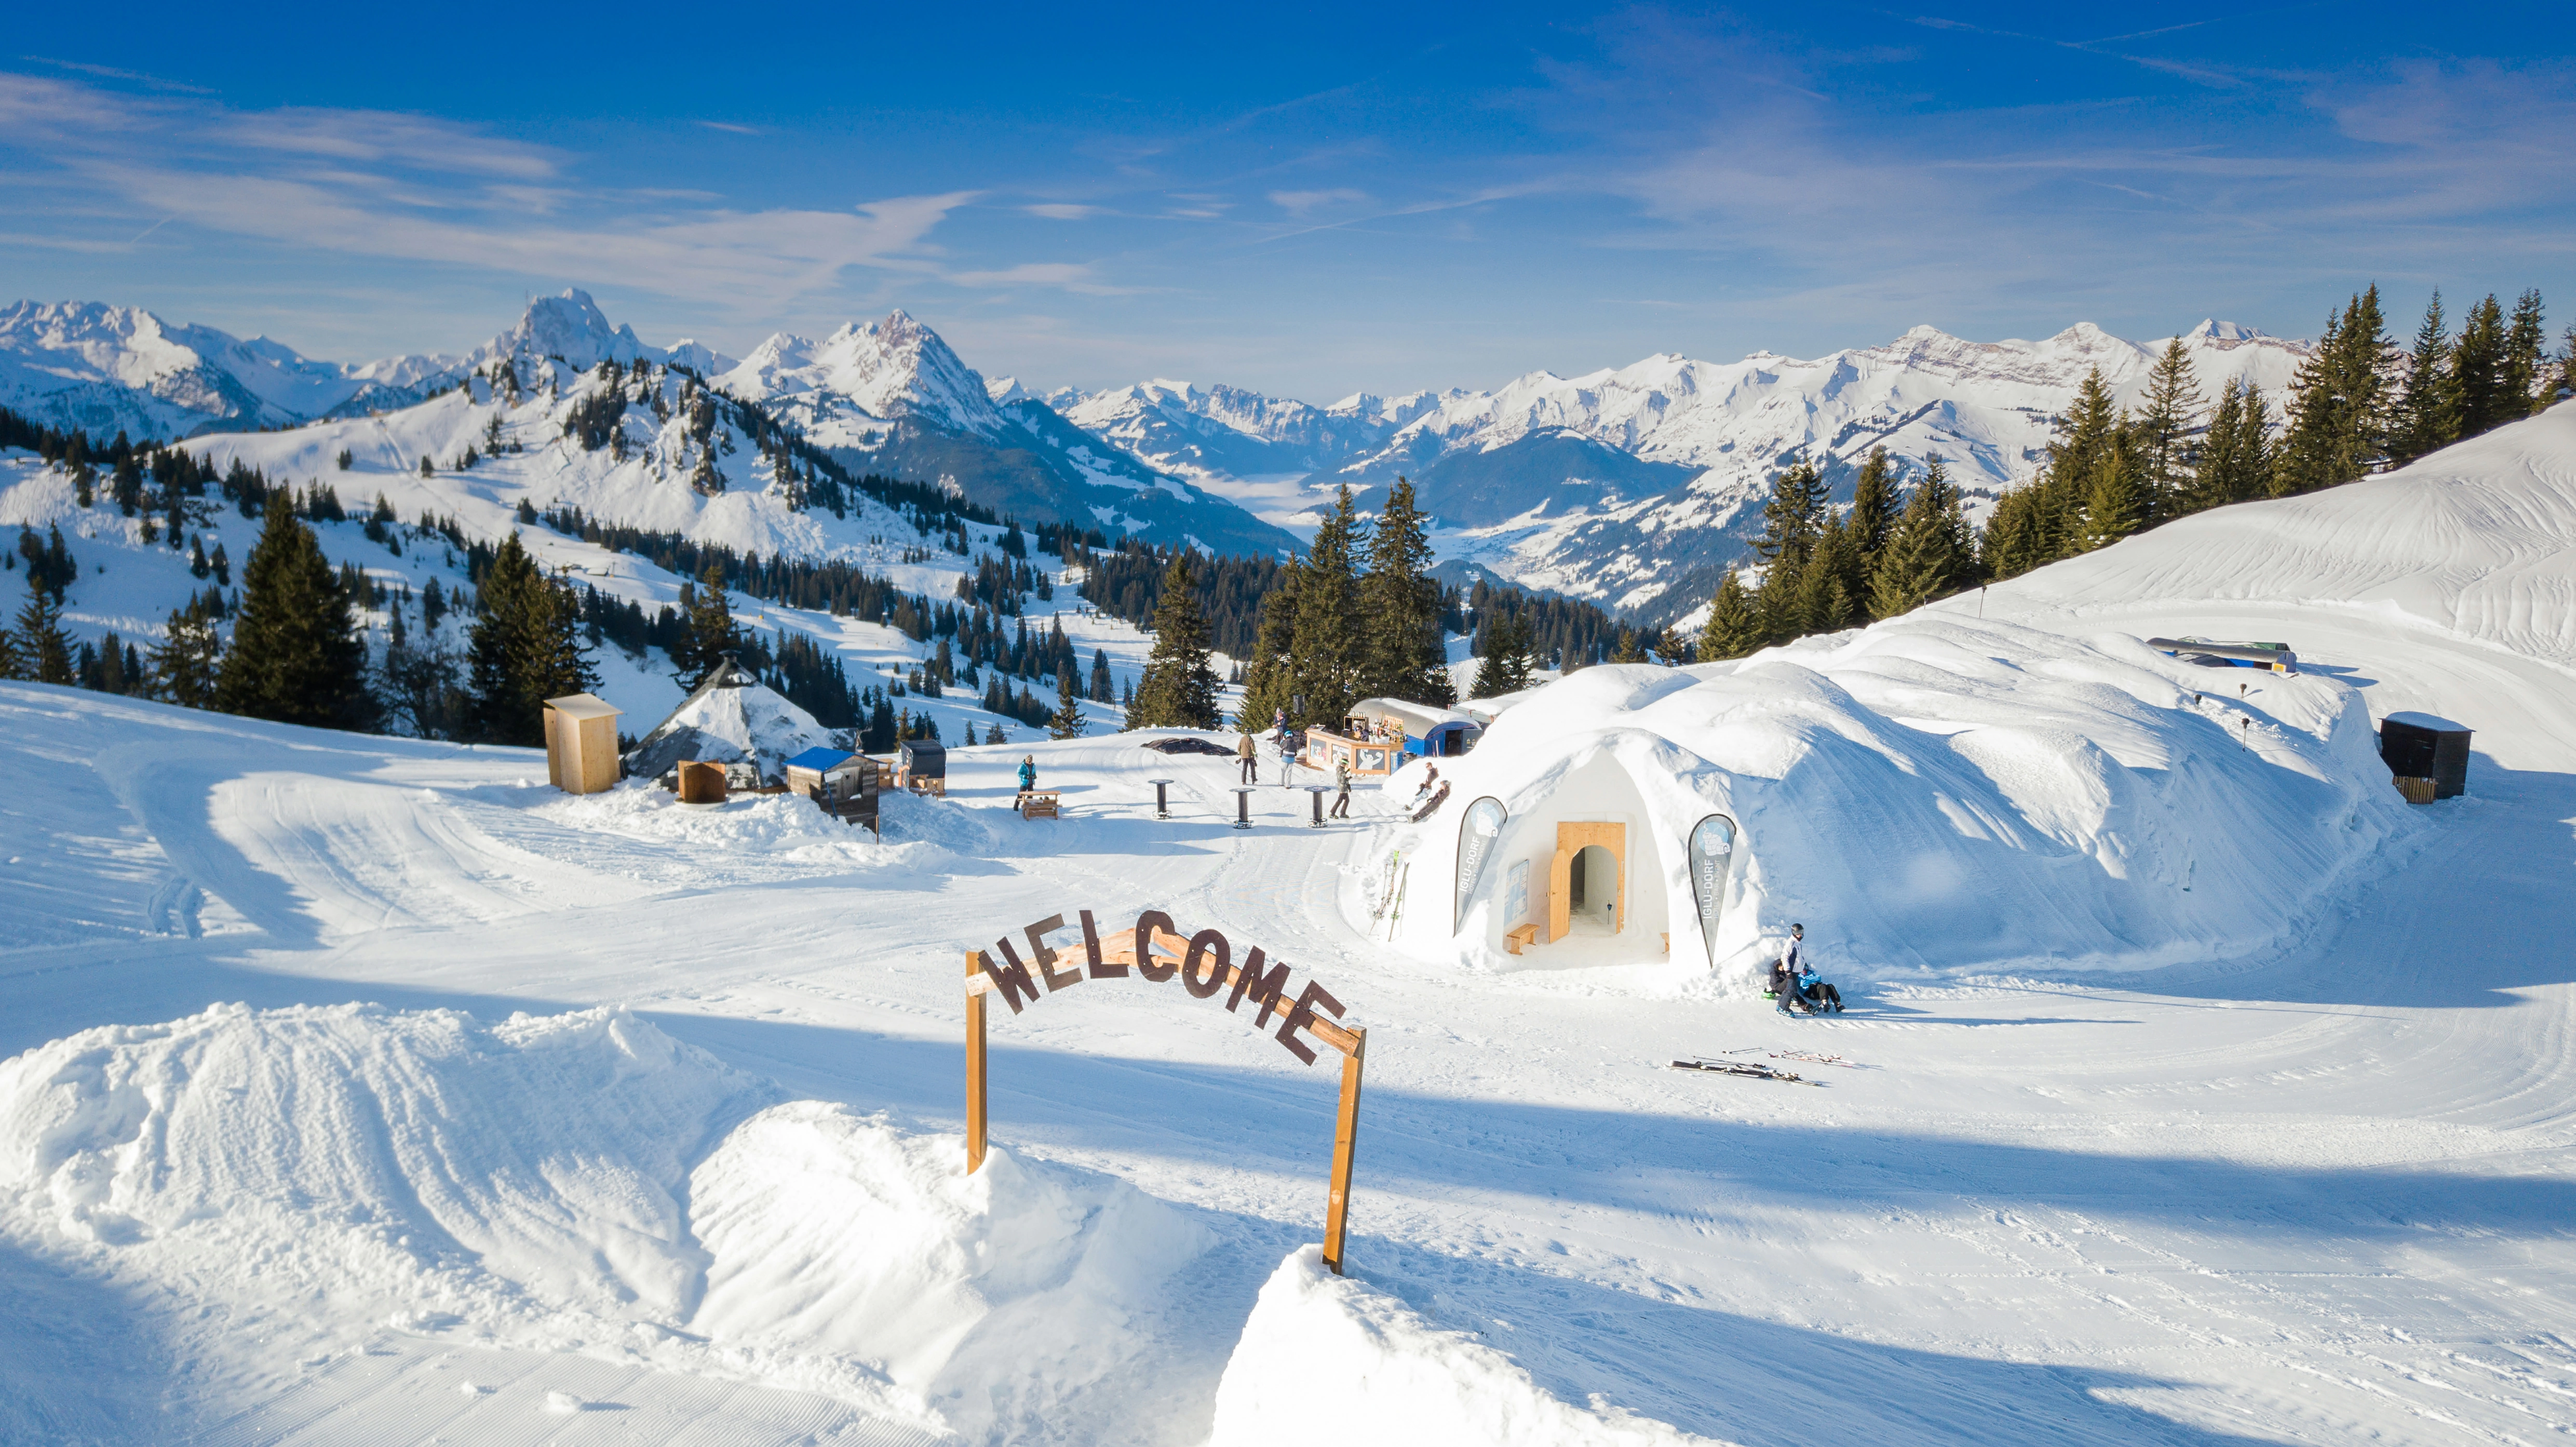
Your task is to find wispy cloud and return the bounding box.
[1267,187,1368,217]
[18,55,212,94]
[1024,203,1103,220]
[0,74,1141,314]
[696,120,762,136]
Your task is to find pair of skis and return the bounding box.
[1668,1057,1820,1087]
[1729,1047,1868,1070]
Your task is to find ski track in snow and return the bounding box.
[3,408,2576,1445]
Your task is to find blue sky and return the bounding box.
[5,3,2570,399]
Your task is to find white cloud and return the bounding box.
[1268,187,1367,216]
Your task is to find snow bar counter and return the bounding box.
[964,910,1369,1275]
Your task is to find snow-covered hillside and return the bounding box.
[2,398,2574,1443]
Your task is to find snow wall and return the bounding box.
[1382,615,2409,986]
[1208,1247,1728,1447]
[0,1003,1208,1441]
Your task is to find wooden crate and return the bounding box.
[2393,775,2438,805]
[677,759,728,805]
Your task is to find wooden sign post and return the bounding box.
[963,909,1370,1274]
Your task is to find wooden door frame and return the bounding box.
[1546,822,1626,940]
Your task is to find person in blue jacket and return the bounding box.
[1017,755,1037,794]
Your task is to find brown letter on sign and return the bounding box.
[977,947,1040,1015]
[1228,948,1290,1026]
[1276,981,1344,1065]
[1025,915,1083,992]
[1081,909,1123,977]
[1134,910,1179,982]
[1180,929,1230,999]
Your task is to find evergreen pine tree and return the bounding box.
[1128,552,1222,730]
[0,610,21,681]
[1357,476,1452,704]
[1795,513,1857,634]
[1696,571,1761,661]
[2392,290,2458,464]
[2505,289,2548,422]
[1843,448,1900,612]
[149,606,223,707]
[2449,293,2508,439]
[1978,487,2046,582]
[213,491,374,729]
[669,565,737,688]
[1288,487,1364,725]
[2037,367,2121,558]
[1089,647,1113,702]
[2273,285,2393,494]
[1747,462,1828,645]
[15,580,74,685]
[2078,428,2149,551]
[1474,606,1537,695]
[1869,461,1972,618]
[467,533,598,746]
[1047,667,1087,740]
[2135,338,2205,517]
[1237,556,1303,728]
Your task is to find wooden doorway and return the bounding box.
[1546,821,1626,941]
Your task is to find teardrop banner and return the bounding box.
[1452,796,1507,933]
[1687,813,1738,968]
[963,910,1369,1275]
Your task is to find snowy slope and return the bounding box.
[1947,399,2576,672]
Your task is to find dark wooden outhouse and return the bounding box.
[786,746,880,832]
[2380,711,2472,800]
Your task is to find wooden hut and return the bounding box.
[542,693,623,795]
[786,746,881,832]
[898,739,948,796]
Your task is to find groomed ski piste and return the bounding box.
[3,406,2574,1446]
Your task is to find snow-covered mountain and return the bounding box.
[0,290,732,443]
[713,311,1299,556]
[0,301,429,440]
[1055,320,2313,617]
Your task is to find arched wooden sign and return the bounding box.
[965,910,1369,1275]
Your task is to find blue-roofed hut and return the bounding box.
[785,746,881,831]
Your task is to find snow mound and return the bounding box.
[1209,1248,1731,1447]
[0,1004,1208,1436]
[1385,615,2408,983]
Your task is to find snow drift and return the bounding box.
[1391,615,2409,983]
[0,1003,1208,1437]
[1209,1248,1730,1447]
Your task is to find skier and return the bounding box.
[1410,762,1442,808]
[1237,730,1258,785]
[1277,728,1297,786]
[1774,925,1815,1016]
[1330,757,1353,819]
[1016,755,1037,796]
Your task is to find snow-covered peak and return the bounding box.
[2187,318,2268,343]
[717,310,1005,438]
[985,374,1039,407]
[0,299,419,438]
[475,289,647,372]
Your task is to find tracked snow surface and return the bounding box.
[3,406,2575,1443]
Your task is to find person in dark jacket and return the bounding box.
[1329,757,1353,819]
[1237,731,1258,784]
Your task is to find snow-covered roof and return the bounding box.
[626,656,833,783]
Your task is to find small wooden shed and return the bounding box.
[898,739,948,795]
[786,746,881,831]
[2381,711,2472,800]
[543,693,623,795]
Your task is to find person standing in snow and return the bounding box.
[1017,755,1037,795]
[1330,757,1353,819]
[1775,925,1813,1016]
[1237,731,1258,785]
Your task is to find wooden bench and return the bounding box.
[1504,922,1538,956]
[1017,789,1061,820]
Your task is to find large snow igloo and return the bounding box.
[1379,618,2407,986]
